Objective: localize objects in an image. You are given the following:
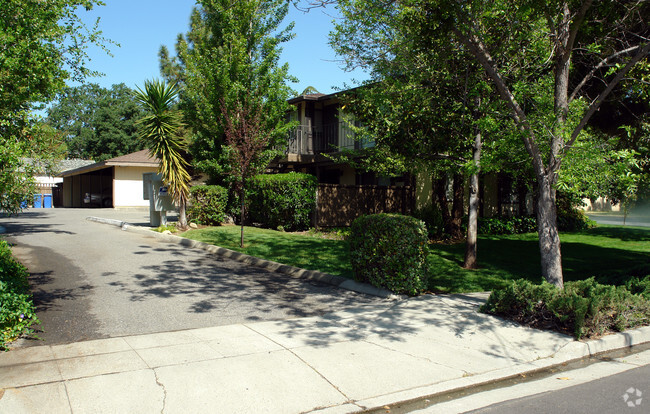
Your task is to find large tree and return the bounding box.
[0,0,110,212]
[331,0,649,288]
[331,0,519,268]
[159,0,296,183]
[432,0,650,288]
[47,83,145,161]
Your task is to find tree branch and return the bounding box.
[453,28,546,177]
[569,45,641,103]
[567,41,650,150]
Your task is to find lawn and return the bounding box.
[181,224,650,294]
[427,225,650,293]
[182,225,354,278]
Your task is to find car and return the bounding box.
[83,192,112,208]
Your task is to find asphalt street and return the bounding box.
[467,363,650,413]
[1,208,385,346]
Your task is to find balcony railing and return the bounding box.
[285,122,363,155]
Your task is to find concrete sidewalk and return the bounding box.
[2,293,649,413]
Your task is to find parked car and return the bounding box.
[83,193,112,208]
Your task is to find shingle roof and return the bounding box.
[58,150,160,177]
[106,149,159,164]
[57,159,96,174]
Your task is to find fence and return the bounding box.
[315,184,414,227]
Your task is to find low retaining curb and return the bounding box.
[86,216,402,300]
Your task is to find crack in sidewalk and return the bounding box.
[246,324,354,404]
[153,369,168,414]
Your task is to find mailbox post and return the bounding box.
[143,173,175,226]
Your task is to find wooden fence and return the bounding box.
[315,184,414,227]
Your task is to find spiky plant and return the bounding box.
[133,79,191,228]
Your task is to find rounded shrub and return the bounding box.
[349,213,428,295]
[247,172,318,231]
[187,185,229,225]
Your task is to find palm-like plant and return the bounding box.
[133,79,191,228]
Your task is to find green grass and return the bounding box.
[182,225,353,278]
[181,224,650,294]
[428,225,650,293]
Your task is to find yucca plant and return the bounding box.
[133,79,191,229]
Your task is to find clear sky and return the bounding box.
[76,1,368,95]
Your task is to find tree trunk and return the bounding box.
[464,129,481,269]
[536,175,564,288]
[178,200,188,229]
[240,187,245,248]
[451,174,464,240]
[435,176,452,235]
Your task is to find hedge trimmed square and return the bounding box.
[247,172,318,231]
[188,185,229,225]
[350,213,428,295]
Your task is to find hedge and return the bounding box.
[187,185,229,225]
[481,277,650,339]
[247,172,318,231]
[1,240,39,350]
[350,213,428,295]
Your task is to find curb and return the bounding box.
[86,216,402,300]
[357,325,650,412]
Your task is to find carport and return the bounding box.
[59,150,159,208]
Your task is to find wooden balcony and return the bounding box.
[285,122,360,155]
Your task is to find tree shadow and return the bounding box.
[429,232,650,289]
[105,242,379,322]
[580,226,650,242]
[0,222,76,235]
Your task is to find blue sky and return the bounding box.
[77,1,367,95]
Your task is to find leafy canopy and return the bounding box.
[47,83,145,161]
[159,0,297,182]
[0,0,112,213]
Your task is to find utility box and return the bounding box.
[143,172,175,226]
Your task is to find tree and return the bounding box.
[0,122,65,214]
[331,0,517,268]
[133,80,191,229]
[47,83,145,161]
[159,0,296,183]
[0,0,111,212]
[221,98,275,247]
[431,0,650,288]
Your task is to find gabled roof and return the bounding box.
[58,159,96,174]
[107,150,159,164]
[59,150,159,177]
[287,92,335,105]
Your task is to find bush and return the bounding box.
[349,213,428,295]
[478,216,538,235]
[412,204,445,239]
[481,278,650,339]
[475,209,594,235]
[626,276,650,300]
[556,195,597,232]
[557,207,597,232]
[0,240,39,350]
[188,185,229,226]
[247,172,318,231]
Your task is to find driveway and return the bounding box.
[1,209,384,346]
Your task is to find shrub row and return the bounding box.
[350,213,428,295]
[478,209,594,236]
[479,216,538,235]
[480,277,650,339]
[247,172,318,231]
[188,185,229,226]
[0,240,39,350]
